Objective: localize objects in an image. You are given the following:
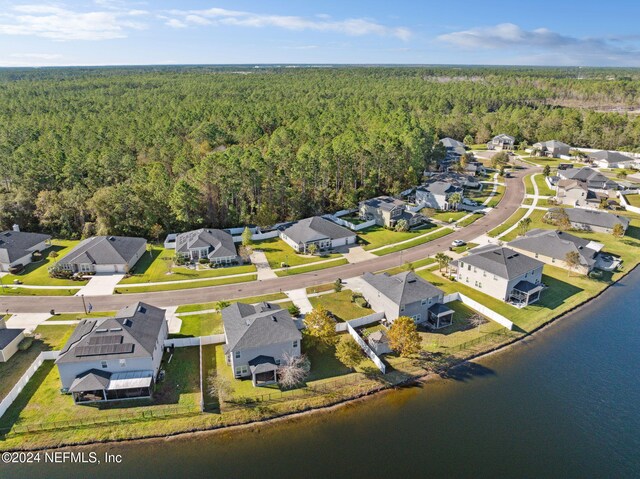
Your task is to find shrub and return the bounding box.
[8,264,23,274]
[288,304,301,317]
[18,336,34,351]
[198,257,210,264]
[31,251,43,262]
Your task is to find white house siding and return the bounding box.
[331,236,356,248]
[457,263,543,302]
[359,281,444,324]
[228,341,300,378]
[57,357,155,391]
[0,331,25,362]
[509,246,591,275]
[279,232,302,252]
[416,190,447,210]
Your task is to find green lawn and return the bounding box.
[114,274,257,294]
[275,258,348,277]
[174,312,222,337]
[0,286,78,296]
[534,174,556,196]
[256,238,342,268]
[119,246,256,284]
[372,228,453,256]
[456,213,483,228]
[499,209,548,241]
[488,207,529,237]
[306,283,336,295]
[625,194,640,207]
[431,211,468,223]
[2,240,86,287]
[485,184,505,208]
[452,242,479,254]
[175,292,288,313]
[47,311,115,321]
[379,257,437,276]
[359,224,437,251]
[0,347,201,433]
[308,290,374,321]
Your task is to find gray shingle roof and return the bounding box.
[588,150,635,164]
[175,228,237,259]
[0,328,23,350]
[222,302,301,352]
[362,271,444,306]
[282,216,354,245]
[59,236,146,266]
[362,196,406,212]
[460,245,544,280]
[419,181,463,196]
[508,229,600,269]
[68,369,111,393]
[0,231,51,264]
[56,302,166,364]
[440,137,466,149]
[533,140,570,149]
[248,355,278,374]
[560,167,618,190]
[491,134,515,142]
[562,208,630,230]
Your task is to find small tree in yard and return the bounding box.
[149,223,164,244]
[565,251,582,276]
[49,250,59,261]
[277,353,310,388]
[463,134,474,146]
[435,252,452,273]
[388,316,421,358]
[518,217,532,236]
[307,243,318,255]
[333,278,343,292]
[395,219,409,232]
[468,314,486,332]
[303,306,337,351]
[241,227,253,248]
[214,300,230,312]
[543,165,551,177]
[288,304,301,317]
[448,192,463,210]
[499,166,506,177]
[207,372,233,401]
[612,223,625,238]
[617,170,628,179]
[335,337,364,370]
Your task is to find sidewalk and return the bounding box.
[74,273,125,296]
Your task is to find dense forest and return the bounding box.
[1,65,640,239]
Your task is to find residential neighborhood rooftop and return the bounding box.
[282,216,354,245]
[175,228,237,259]
[460,245,544,280]
[0,230,51,263]
[59,236,147,266]
[361,196,406,211]
[553,208,630,230]
[361,271,444,306]
[508,229,602,269]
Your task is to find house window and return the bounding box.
[493,275,498,280]
[467,265,471,271]
[235,351,241,359]
[535,253,539,258]
[275,359,281,366]
[421,299,427,306]
[101,361,107,369]
[235,366,248,376]
[293,340,298,348]
[411,314,421,322]
[119,359,126,368]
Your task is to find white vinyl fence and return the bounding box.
[164,334,225,349]
[324,214,376,232]
[618,192,640,214]
[345,322,386,373]
[335,312,385,331]
[232,230,279,242]
[0,350,59,419]
[443,292,514,330]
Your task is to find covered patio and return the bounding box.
[427,303,455,329]
[249,355,279,387]
[69,370,154,403]
[509,281,544,307]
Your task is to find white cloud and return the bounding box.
[0,3,149,40]
[164,7,412,40]
[438,23,640,66]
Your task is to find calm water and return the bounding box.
[4,269,640,479]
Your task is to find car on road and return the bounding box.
[451,240,466,247]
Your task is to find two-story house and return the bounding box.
[440,137,467,164]
[487,134,515,151]
[415,181,464,211]
[56,302,168,403]
[174,228,239,265]
[360,271,454,329]
[532,140,571,158]
[360,196,409,228]
[222,302,302,387]
[454,245,545,306]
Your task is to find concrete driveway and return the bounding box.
[6,313,53,333]
[250,251,278,280]
[75,273,126,296]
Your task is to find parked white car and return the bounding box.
[451,240,466,247]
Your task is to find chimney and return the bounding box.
[12,224,19,232]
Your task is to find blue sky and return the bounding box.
[1,0,639,67]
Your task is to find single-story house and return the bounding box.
[174,228,239,265]
[487,134,515,151]
[360,271,454,329]
[588,150,636,169]
[280,216,356,254]
[367,330,392,355]
[555,179,588,207]
[415,181,464,211]
[221,302,302,386]
[55,236,147,274]
[547,208,630,234]
[0,317,25,362]
[56,302,168,403]
[453,245,544,306]
[508,229,602,275]
[557,167,619,191]
[0,229,51,272]
[532,140,571,158]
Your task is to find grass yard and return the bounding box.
[309,290,374,321]
[0,347,201,434]
[499,209,548,241]
[534,174,556,196]
[256,238,342,269]
[119,246,256,284]
[456,213,483,228]
[174,312,222,337]
[625,194,640,207]
[0,287,78,296]
[359,224,437,251]
[47,311,115,321]
[175,292,288,313]
[2,240,86,287]
[485,184,505,208]
[114,274,257,294]
[372,228,453,256]
[431,211,468,223]
[488,207,529,237]
[306,283,336,294]
[452,242,479,254]
[275,258,348,277]
[379,257,437,275]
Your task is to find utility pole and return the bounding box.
[81,294,88,315]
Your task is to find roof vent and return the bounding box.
[271,316,277,322]
[12,224,19,232]
[108,236,115,241]
[95,328,108,333]
[109,327,123,332]
[124,319,133,327]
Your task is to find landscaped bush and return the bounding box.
[198,257,210,265]
[31,251,43,262]
[18,336,34,351]
[49,269,72,279]
[175,256,187,266]
[8,264,23,274]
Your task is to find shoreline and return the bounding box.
[3,262,635,453]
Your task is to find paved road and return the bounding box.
[0,162,534,313]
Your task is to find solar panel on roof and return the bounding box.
[87,335,123,346]
[74,342,134,357]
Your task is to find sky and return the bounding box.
[1,0,640,67]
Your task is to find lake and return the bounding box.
[4,268,640,478]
